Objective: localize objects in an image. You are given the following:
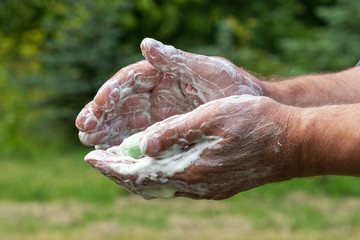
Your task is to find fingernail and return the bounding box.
[141,38,163,57]
[76,112,97,131]
[139,135,147,154]
[94,87,111,108]
[84,150,106,162]
[142,38,162,48]
[140,135,160,156]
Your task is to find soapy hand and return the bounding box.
[76,38,263,149]
[85,95,301,200]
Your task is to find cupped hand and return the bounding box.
[76,38,264,149]
[85,95,301,200]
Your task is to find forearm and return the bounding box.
[262,67,360,107]
[294,103,360,177]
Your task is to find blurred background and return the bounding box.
[1,0,360,239]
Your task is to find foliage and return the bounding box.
[282,0,360,73]
[1,0,359,155]
[1,3,359,238]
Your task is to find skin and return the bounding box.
[76,38,360,200]
[86,95,301,200]
[263,67,360,107]
[297,104,360,178]
[76,38,262,149]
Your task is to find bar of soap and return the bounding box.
[117,131,144,159]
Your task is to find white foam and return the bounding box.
[85,135,223,199]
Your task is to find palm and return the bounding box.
[76,38,263,148]
[76,60,192,148]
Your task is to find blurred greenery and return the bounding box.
[1,1,360,238]
[0,149,359,239]
[2,0,360,157]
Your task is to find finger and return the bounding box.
[79,110,151,148]
[85,150,140,193]
[79,121,127,148]
[139,100,221,158]
[85,148,188,199]
[150,74,193,121]
[140,95,264,158]
[140,38,237,94]
[76,101,105,132]
[98,92,152,133]
[76,61,161,133]
[121,92,151,114]
[76,90,152,138]
[180,82,203,108]
[93,60,161,111]
[85,145,209,199]
[85,148,146,187]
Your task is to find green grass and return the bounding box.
[0,147,360,239]
[0,147,130,203]
[2,147,359,203]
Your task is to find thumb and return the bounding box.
[140,38,230,92]
[140,38,186,74]
[139,103,216,158]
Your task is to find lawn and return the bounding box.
[0,147,359,240]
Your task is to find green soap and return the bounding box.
[117,131,144,159]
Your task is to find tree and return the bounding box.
[282,0,360,73]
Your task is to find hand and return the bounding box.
[85,95,301,200]
[76,38,263,149]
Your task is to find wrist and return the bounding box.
[295,105,360,177]
[275,104,305,179]
[261,80,293,105]
[261,77,320,107]
[247,100,306,181]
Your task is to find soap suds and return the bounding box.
[85,135,223,199]
[77,38,264,150]
[141,38,263,106]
